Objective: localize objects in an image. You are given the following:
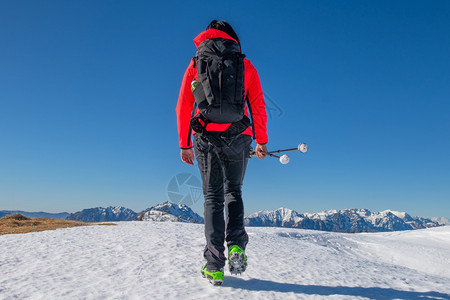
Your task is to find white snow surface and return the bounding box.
[0,223,449,299]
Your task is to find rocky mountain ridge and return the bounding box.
[66,206,137,222]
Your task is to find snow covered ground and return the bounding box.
[0,222,449,300]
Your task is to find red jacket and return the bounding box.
[176,29,268,149]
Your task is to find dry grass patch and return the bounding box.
[0,213,115,235]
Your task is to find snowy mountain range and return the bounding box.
[66,206,137,222]
[138,202,203,223]
[3,204,446,232]
[244,208,441,232]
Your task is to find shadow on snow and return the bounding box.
[224,277,450,300]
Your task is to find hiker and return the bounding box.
[176,20,268,285]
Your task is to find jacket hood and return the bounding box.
[193,28,239,49]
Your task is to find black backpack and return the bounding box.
[192,38,246,124]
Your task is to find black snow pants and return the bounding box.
[193,132,252,270]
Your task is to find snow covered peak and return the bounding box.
[139,202,203,224]
[245,207,304,227]
[379,210,408,219]
[276,207,294,215]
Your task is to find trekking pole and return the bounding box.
[266,143,308,154]
[250,143,308,165]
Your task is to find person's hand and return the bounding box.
[255,143,268,159]
[180,148,195,165]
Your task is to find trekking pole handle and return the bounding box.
[249,148,280,158]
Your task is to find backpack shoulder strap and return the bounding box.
[246,95,256,139]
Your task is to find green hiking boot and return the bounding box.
[228,245,247,275]
[200,264,224,286]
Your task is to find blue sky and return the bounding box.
[0,1,449,218]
